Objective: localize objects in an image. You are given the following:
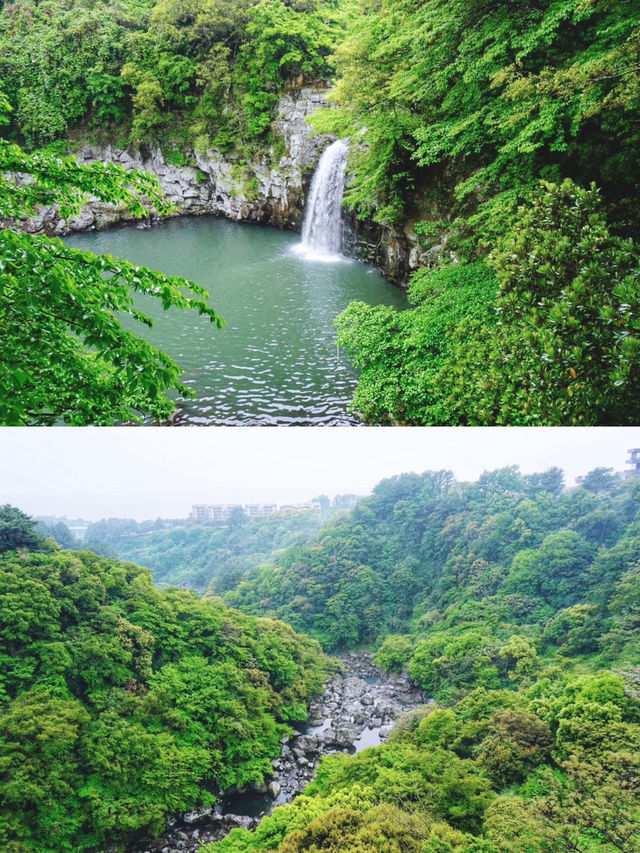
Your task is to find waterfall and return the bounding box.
[296,139,348,261]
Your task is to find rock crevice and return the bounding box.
[16,85,427,284]
[128,654,429,853]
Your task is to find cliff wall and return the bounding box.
[20,85,429,284]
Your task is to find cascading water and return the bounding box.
[295,139,348,261]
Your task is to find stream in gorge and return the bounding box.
[66,140,406,425]
[125,655,429,853]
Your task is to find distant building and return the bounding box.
[209,505,242,521]
[625,448,640,479]
[245,503,278,518]
[191,502,283,522]
[279,502,322,515]
[210,505,228,521]
[190,505,212,522]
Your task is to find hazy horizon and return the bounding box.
[2,427,638,522]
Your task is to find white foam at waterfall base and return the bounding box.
[294,139,350,263]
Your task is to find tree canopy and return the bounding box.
[0,0,342,149]
[80,511,323,591]
[0,97,223,425]
[2,464,640,852]
[190,465,640,853]
[2,0,639,424]
[0,529,330,851]
[336,181,640,425]
[0,505,43,553]
[313,0,640,424]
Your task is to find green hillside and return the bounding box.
[83,511,323,590]
[198,467,640,853]
[0,507,330,852]
[1,465,639,852]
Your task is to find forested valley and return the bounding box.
[49,497,357,590]
[2,0,640,423]
[0,504,332,852]
[3,465,639,852]
[74,510,324,591]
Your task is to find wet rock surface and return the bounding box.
[8,83,427,284]
[126,654,427,853]
[15,87,331,239]
[344,208,447,286]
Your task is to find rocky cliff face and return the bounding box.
[344,209,446,284]
[18,84,427,284]
[24,86,331,237]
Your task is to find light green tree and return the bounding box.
[0,98,224,425]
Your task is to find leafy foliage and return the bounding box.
[3,464,640,853]
[317,0,640,228]
[217,466,640,670]
[0,0,155,145]
[0,535,330,851]
[337,181,640,424]
[202,671,640,853]
[335,261,498,424]
[438,181,640,425]
[0,505,43,553]
[316,0,640,425]
[0,0,342,148]
[0,99,223,425]
[194,465,640,853]
[82,511,323,591]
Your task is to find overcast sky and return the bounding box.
[1,427,638,521]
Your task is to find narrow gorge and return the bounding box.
[128,655,427,853]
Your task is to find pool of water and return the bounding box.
[352,726,384,751]
[221,790,274,818]
[66,217,406,425]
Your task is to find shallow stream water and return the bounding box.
[125,655,427,853]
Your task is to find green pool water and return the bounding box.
[67,216,406,425]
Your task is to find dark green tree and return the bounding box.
[0,505,43,553]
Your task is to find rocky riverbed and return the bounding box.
[125,654,428,853]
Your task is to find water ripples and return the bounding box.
[67,217,406,425]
